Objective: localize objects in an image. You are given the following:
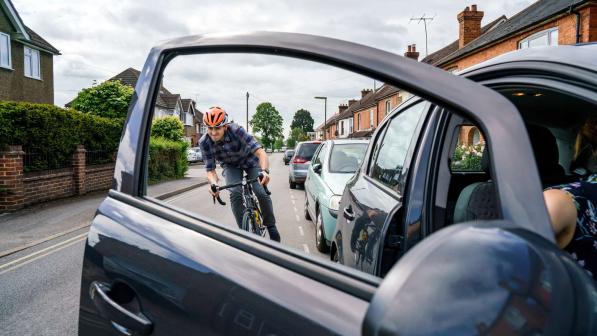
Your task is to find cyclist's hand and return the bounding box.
[259,172,270,186]
[209,184,220,198]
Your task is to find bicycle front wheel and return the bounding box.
[241,209,266,237]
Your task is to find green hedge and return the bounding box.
[148,137,188,184]
[0,101,123,169]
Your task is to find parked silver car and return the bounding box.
[288,141,321,189]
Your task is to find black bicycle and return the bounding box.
[211,173,271,237]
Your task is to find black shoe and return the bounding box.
[267,226,281,242]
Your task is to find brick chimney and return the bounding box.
[458,4,484,49]
[348,99,358,106]
[361,89,372,98]
[404,44,420,61]
[338,104,348,114]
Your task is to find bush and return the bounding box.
[0,101,123,170]
[69,80,134,119]
[452,143,484,171]
[152,116,184,142]
[148,137,188,184]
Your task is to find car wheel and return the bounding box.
[315,210,329,253]
[304,193,311,221]
[289,180,296,189]
[331,247,339,263]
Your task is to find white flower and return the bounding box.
[465,151,470,155]
[476,152,482,157]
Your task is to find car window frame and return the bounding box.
[365,99,431,197]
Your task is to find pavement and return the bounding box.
[0,164,208,258]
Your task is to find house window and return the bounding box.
[24,47,40,79]
[0,32,11,69]
[385,100,391,116]
[518,28,558,49]
[356,113,361,130]
[370,109,374,129]
[349,118,353,134]
[201,124,208,134]
[185,112,193,126]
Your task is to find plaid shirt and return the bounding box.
[199,123,262,171]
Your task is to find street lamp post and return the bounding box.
[314,96,327,140]
[246,92,249,132]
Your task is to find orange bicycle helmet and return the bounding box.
[203,106,229,127]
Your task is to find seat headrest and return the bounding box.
[526,124,564,179]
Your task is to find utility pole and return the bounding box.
[410,14,434,57]
[314,96,327,140]
[246,92,249,132]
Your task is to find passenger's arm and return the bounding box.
[544,189,577,248]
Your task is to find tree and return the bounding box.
[152,116,185,142]
[70,80,134,119]
[290,109,314,132]
[274,137,284,150]
[290,127,310,142]
[286,137,296,148]
[250,102,283,151]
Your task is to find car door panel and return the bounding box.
[79,195,369,335]
[346,176,398,275]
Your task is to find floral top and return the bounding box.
[547,174,597,279]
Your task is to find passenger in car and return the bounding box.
[544,116,597,278]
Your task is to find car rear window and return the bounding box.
[329,143,368,173]
[285,150,295,156]
[297,143,319,160]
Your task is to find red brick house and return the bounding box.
[421,0,597,145]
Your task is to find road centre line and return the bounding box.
[0,233,88,274]
[302,244,310,254]
[293,206,298,213]
[298,226,304,236]
[291,199,295,205]
[295,214,300,222]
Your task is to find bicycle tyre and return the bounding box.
[241,209,266,237]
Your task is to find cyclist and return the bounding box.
[199,106,281,242]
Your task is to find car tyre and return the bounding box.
[289,179,296,189]
[315,210,329,253]
[304,194,311,221]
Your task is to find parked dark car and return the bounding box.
[288,141,320,189]
[78,32,597,336]
[283,149,294,165]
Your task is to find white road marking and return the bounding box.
[293,206,298,213]
[290,194,295,200]
[295,214,300,222]
[302,244,310,254]
[0,233,87,275]
[298,226,304,236]
[291,199,296,205]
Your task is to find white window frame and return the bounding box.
[23,46,41,79]
[369,109,374,129]
[385,100,391,116]
[0,32,12,69]
[518,27,558,49]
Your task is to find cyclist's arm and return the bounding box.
[255,148,269,171]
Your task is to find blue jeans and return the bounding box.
[222,166,277,229]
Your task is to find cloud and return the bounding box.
[12,0,534,133]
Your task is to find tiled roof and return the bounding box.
[430,0,586,67]
[181,99,193,112]
[23,26,60,54]
[160,94,181,110]
[421,15,506,65]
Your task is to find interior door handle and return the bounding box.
[90,282,153,335]
[343,206,355,221]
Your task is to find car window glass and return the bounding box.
[297,143,320,161]
[450,125,486,172]
[143,52,396,277]
[329,143,368,173]
[313,144,327,166]
[370,102,427,188]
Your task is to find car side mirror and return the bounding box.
[312,163,322,174]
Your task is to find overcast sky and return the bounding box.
[14,0,533,135]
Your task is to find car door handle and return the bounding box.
[343,206,355,221]
[90,282,153,335]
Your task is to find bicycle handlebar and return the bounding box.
[211,173,270,206]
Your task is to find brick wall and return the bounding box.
[0,145,115,213]
[85,164,115,192]
[24,168,74,205]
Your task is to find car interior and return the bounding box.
[439,86,596,230]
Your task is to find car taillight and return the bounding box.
[292,157,308,164]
